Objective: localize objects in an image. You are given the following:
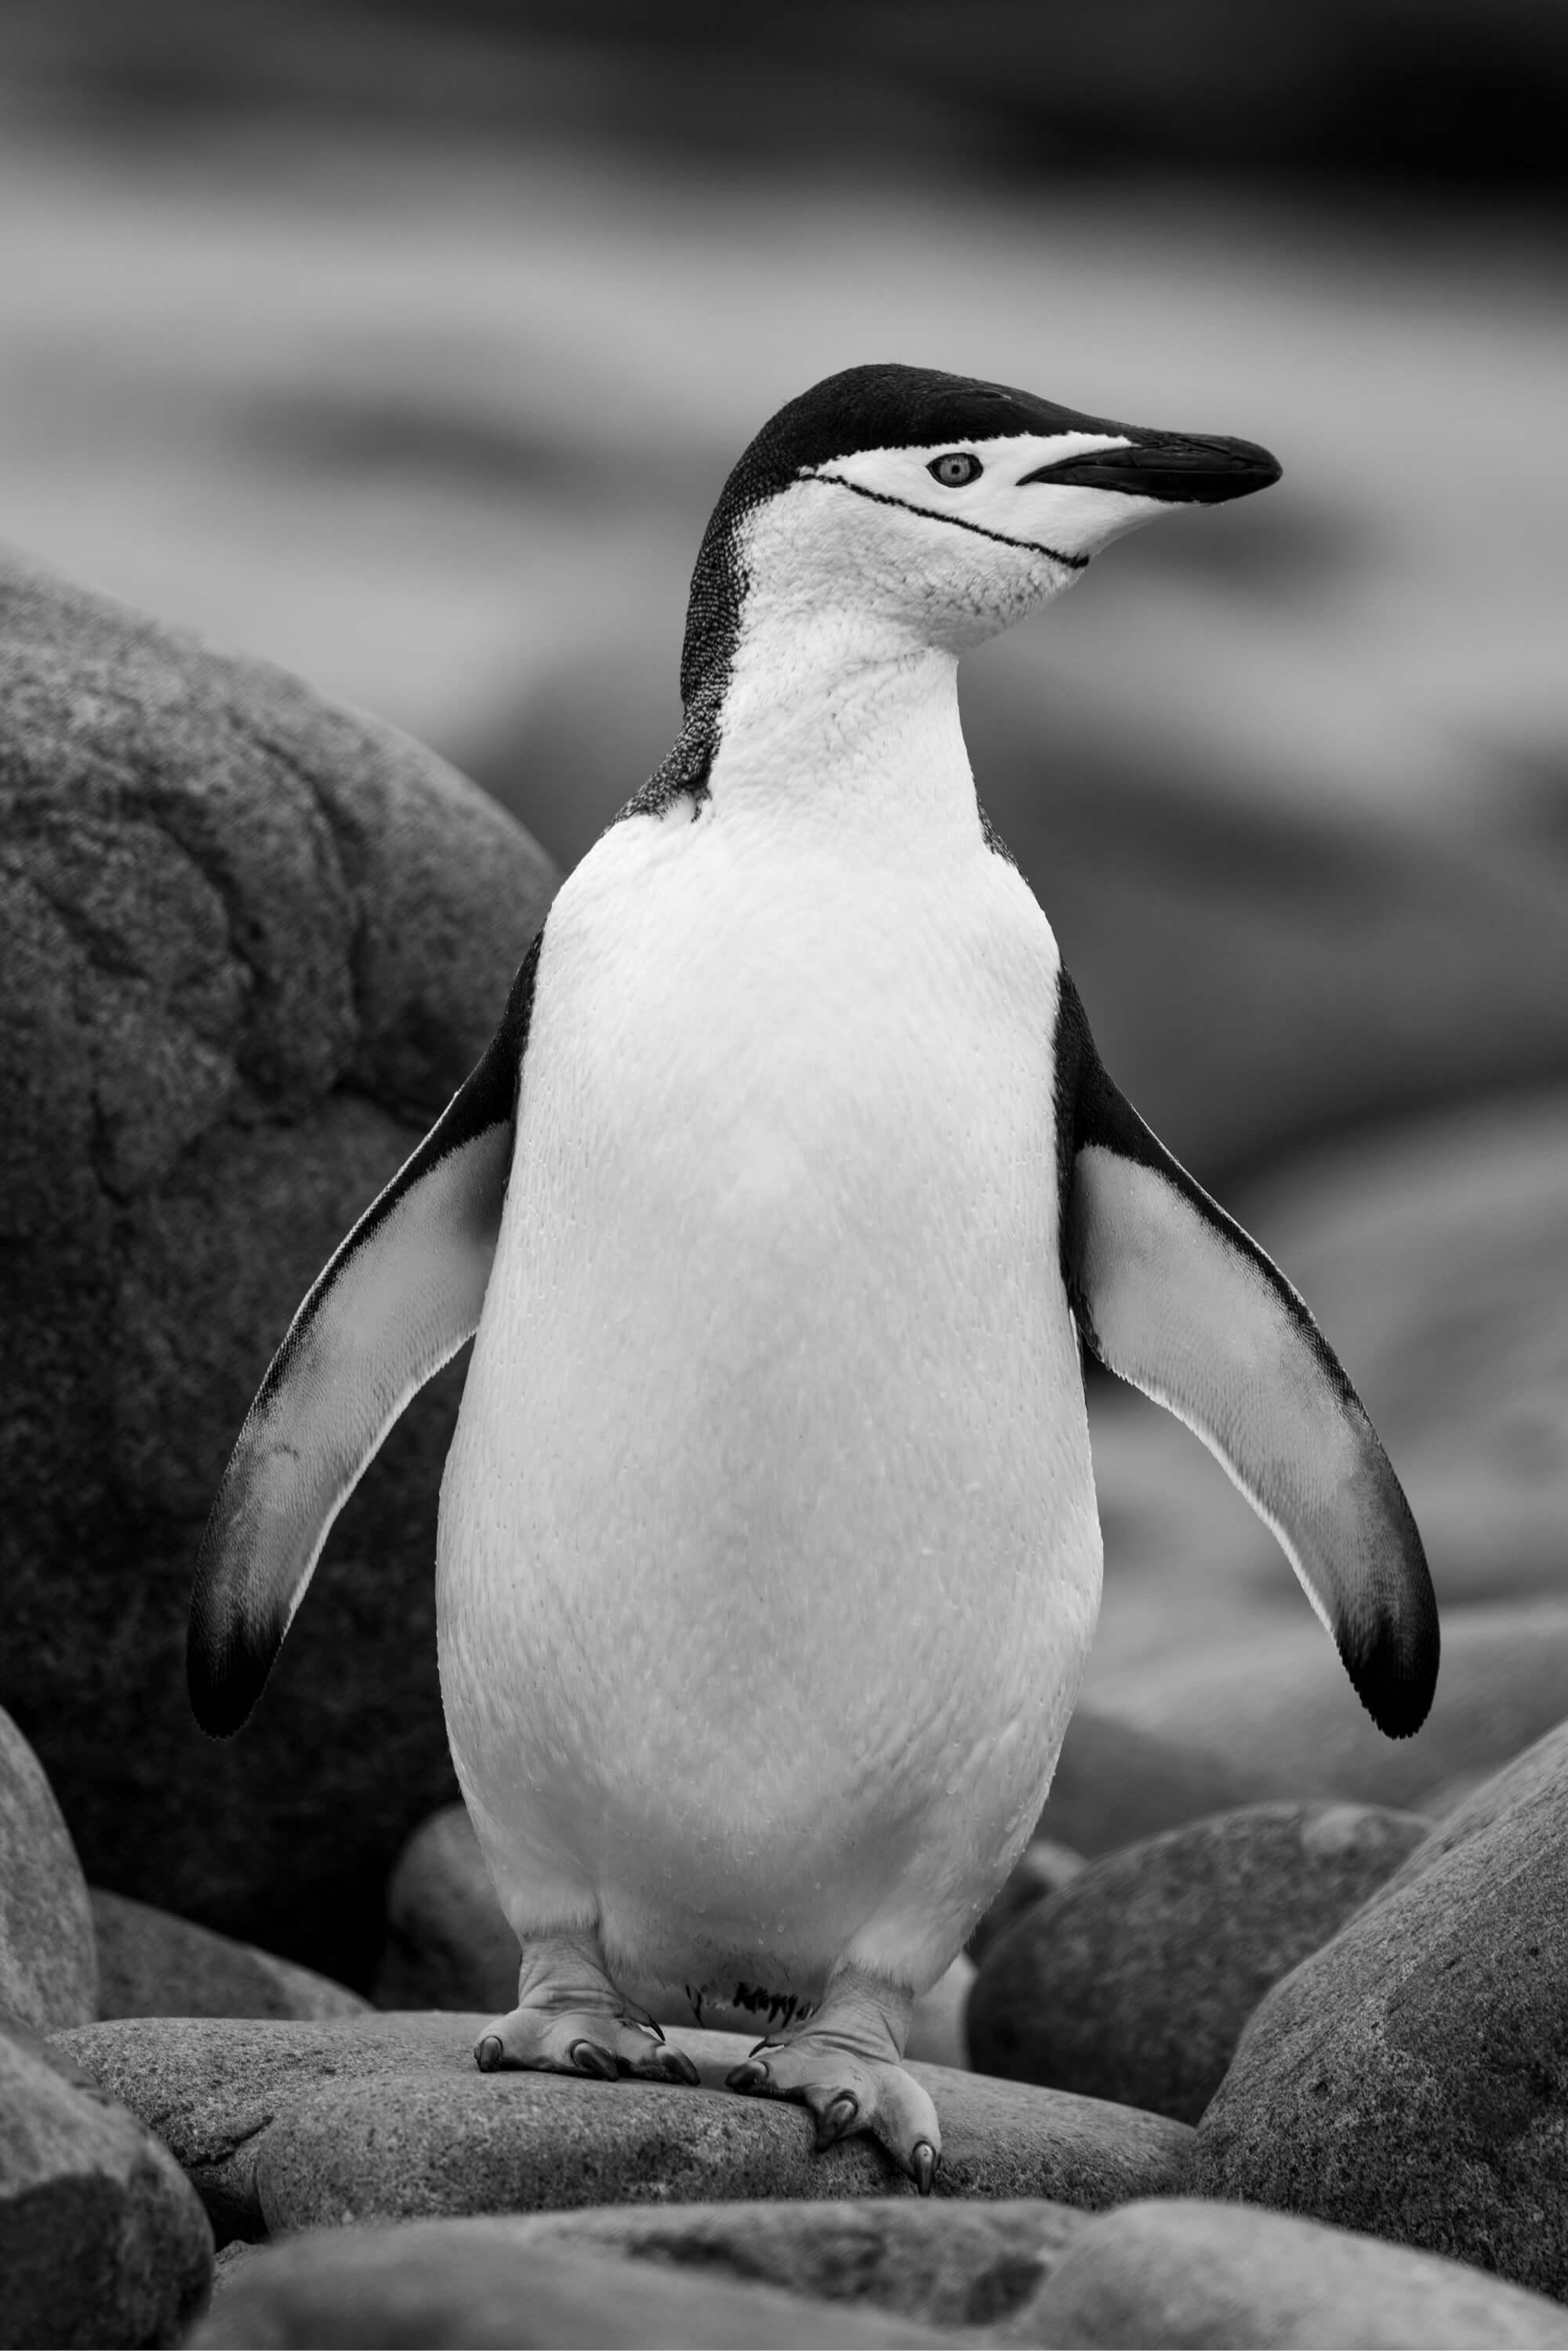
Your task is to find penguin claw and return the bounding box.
[474,2034,505,2073]
[815,2092,859,2152]
[911,2139,938,2197]
[568,2038,620,2081]
[661,2046,702,2087]
[726,2057,771,2092]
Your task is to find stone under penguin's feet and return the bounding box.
[724,1961,942,2192]
[472,1929,701,2087]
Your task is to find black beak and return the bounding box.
[1018,432,1281,505]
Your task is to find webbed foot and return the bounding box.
[724,1961,942,2190]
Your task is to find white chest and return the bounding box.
[436,807,1101,1987]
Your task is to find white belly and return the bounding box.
[436,810,1101,2000]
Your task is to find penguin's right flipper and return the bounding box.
[1055,970,1439,1739]
[187,938,542,1737]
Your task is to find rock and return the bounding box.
[0,2013,212,2348]
[373,1804,517,2013]
[53,2012,1192,2242]
[969,1801,1428,2123]
[378,1802,967,2065]
[967,1837,1086,1966]
[190,2220,954,2348]
[1190,1713,1568,2299]
[0,1703,96,2031]
[1378,1715,1568,1899]
[1017,2197,1568,2348]
[905,1955,973,2070]
[446,2199,1090,2334]
[0,550,556,1988]
[1035,1705,1260,1855]
[92,1892,372,2023]
[1084,1599,1568,1818]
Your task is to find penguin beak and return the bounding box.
[1018,433,1281,505]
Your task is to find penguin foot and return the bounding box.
[473,1928,701,2087]
[723,1961,942,2191]
[474,2007,698,2084]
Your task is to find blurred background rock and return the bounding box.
[2,2,1564,1861]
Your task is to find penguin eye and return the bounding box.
[927,452,982,488]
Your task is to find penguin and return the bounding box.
[188,363,1439,2195]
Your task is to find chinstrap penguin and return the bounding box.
[189,363,1439,2192]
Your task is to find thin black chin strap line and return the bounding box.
[804,470,1091,571]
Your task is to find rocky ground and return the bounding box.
[3,542,1567,2346]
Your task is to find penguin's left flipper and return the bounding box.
[187,938,542,1738]
[1056,971,1439,1738]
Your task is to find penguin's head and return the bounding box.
[681,362,1279,700]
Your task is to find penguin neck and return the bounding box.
[697,608,979,854]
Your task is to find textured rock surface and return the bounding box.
[481,2198,1089,2333]
[1190,1721,1568,2299]
[53,2012,1192,2243]
[1018,2197,1568,2349]
[969,1801,1428,2122]
[92,1892,372,2023]
[191,2221,955,2348]
[0,551,556,1986]
[0,2015,212,2349]
[373,1803,518,2012]
[0,1703,96,2030]
[1085,1600,1568,1818]
[967,1838,1086,1966]
[1034,1705,1259,1855]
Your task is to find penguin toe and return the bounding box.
[724,2037,942,2186]
[472,2007,702,2085]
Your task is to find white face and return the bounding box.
[753,428,1183,655]
[808,430,1177,558]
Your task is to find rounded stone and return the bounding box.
[430,2198,1090,2335]
[53,2012,1192,2242]
[0,1703,96,2031]
[1190,1718,1568,2300]
[1018,2197,1568,2348]
[969,1801,1428,2123]
[373,1804,518,2014]
[967,1838,1086,1966]
[1083,1599,1568,1819]
[0,2015,212,2349]
[92,1892,371,2023]
[0,550,556,1988]
[1034,1705,1260,1856]
[190,2220,949,2349]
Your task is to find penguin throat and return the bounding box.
[702,618,978,844]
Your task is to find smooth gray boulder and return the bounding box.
[969,1801,1428,2122]
[1016,2197,1568,2348]
[373,1804,518,2013]
[0,2015,212,2349]
[53,2011,1192,2242]
[967,1836,1086,1966]
[481,2198,1089,2334]
[1034,1705,1259,1855]
[1190,1716,1568,2300]
[92,1891,371,2023]
[191,2220,956,2348]
[1084,1599,1568,1818]
[0,1703,96,2030]
[0,550,555,1988]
